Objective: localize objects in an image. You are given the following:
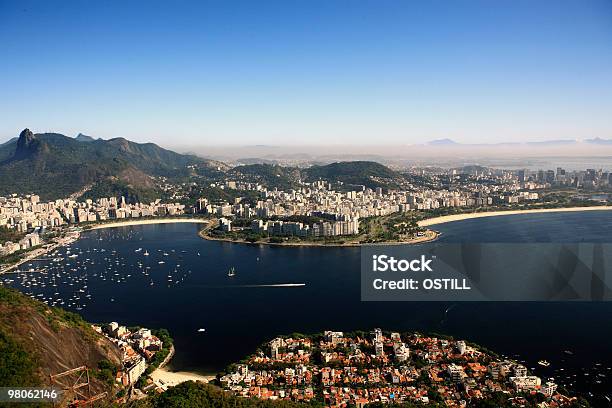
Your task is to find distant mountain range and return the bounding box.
[0,129,221,200]
[0,128,410,200]
[426,138,459,146]
[425,138,612,146]
[4,127,610,201]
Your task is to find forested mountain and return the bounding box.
[230,161,409,190]
[302,161,405,189]
[0,128,412,201]
[0,129,217,200]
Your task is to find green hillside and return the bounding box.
[230,161,408,190]
[229,163,301,190]
[0,286,121,399]
[303,161,405,189]
[0,129,213,200]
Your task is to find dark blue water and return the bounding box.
[4,212,612,404]
[436,211,612,243]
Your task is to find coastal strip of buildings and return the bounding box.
[93,322,165,388]
[2,164,610,254]
[0,194,186,256]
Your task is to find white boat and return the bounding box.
[227,267,236,277]
[538,360,551,367]
[144,250,150,256]
[197,328,206,333]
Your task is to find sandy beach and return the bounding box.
[417,205,612,227]
[89,218,208,230]
[151,366,215,388]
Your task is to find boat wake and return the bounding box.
[197,283,306,288]
[238,283,306,288]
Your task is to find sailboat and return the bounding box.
[227,267,236,277]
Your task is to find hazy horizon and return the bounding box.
[1,1,611,146]
[6,128,612,167]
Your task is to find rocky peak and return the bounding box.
[14,128,45,159]
[16,128,35,149]
[75,133,95,142]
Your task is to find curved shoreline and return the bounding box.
[151,344,215,388]
[417,205,612,227]
[6,207,611,273]
[151,367,215,388]
[88,218,208,230]
[1,219,210,274]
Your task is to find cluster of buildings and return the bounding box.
[220,214,360,238]
[197,173,543,237]
[0,194,186,256]
[92,322,164,386]
[191,167,609,239]
[1,165,610,253]
[198,182,504,222]
[0,194,185,232]
[518,167,612,189]
[0,194,186,231]
[0,231,41,256]
[220,330,574,407]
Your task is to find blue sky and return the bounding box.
[1,0,611,146]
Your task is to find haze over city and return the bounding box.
[1,0,611,148]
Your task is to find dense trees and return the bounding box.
[0,329,39,387]
[0,226,24,245]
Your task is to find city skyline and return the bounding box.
[1,1,612,146]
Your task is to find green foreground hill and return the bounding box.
[0,286,311,408]
[0,286,121,399]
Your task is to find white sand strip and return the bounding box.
[418,206,612,227]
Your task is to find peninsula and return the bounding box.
[217,330,580,407]
[3,129,612,262]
